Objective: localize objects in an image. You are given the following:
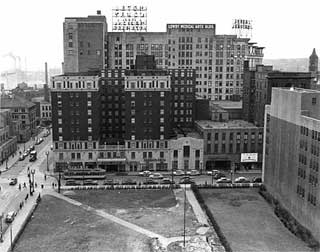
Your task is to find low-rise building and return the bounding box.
[195,120,263,171]
[0,96,37,142]
[0,109,17,163]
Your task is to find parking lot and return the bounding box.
[61,170,262,186]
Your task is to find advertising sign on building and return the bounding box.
[112,5,147,32]
[241,153,258,162]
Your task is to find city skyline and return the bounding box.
[1,0,320,72]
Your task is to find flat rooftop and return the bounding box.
[274,87,320,94]
[210,100,242,109]
[196,120,260,129]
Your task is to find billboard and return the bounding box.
[232,19,253,38]
[241,153,258,162]
[167,24,215,30]
[112,5,147,32]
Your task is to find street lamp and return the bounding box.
[45,151,49,172]
[183,163,187,249]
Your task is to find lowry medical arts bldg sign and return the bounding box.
[167,24,216,31]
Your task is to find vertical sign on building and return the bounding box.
[112,5,147,32]
[232,19,253,38]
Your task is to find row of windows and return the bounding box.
[309,174,318,187]
[298,167,306,179]
[299,154,307,165]
[206,142,260,154]
[207,132,263,141]
[127,141,168,149]
[55,142,97,150]
[311,144,320,157]
[297,185,305,198]
[310,159,319,172]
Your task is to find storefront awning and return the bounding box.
[97,158,126,163]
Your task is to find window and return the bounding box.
[77,153,81,159]
[195,150,200,157]
[173,150,178,158]
[183,146,190,157]
[88,153,93,159]
[131,152,135,159]
[312,97,317,105]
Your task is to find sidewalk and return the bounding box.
[0,192,39,252]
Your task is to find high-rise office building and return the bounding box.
[264,87,320,242]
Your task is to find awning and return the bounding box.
[97,158,126,163]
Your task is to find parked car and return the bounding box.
[144,179,158,185]
[9,178,18,186]
[216,178,232,184]
[23,151,29,158]
[65,180,81,186]
[138,170,151,177]
[35,138,44,145]
[5,211,16,223]
[161,178,175,184]
[179,176,195,184]
[43,130,50,137]
[173,170,184,176]
[19,155,25,161]
[29,145,35,151]
[149,173,163,179]
[83,180,98,186]
[234,177,250,183]
[252,177,262,183]
[206,170,220,176]
[122,179,136,185]
[213,172,226,179]
[187,170,201,176]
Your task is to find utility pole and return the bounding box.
[45,151,49,172]
[0,213,3,242]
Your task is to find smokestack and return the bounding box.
[45,62,48,84]
[97,10,101,15]
[44,62,49,102]
[61,62,64,74]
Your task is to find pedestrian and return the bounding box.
[52,182,54,188]
[19,184,21,190]
[35,182,37,188]
[41,184,44,189]
[23,182,26,188]
[44,174,47,180]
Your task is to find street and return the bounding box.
[0,131,54,243]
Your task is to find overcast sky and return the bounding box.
[1,0,319,71]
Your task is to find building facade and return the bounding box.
[0,96,37,142]
[264,87,320,242]
[242,62,273,126]
[63,12,264,101]
[0,109,17,163]
[51,73,101,170]
[63,11,108,73]
[195,120,263,171]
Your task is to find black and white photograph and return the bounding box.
[0,0,319,251]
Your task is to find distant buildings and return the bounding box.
[0,96,37,143]
[243,61,314,127]
[264,87,320,242]
[0,109,17,164]
[63,11,264,101]
[309,48,318,78]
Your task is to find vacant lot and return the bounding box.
[67,189,202,237]
[13,195,150,252]
[200,188,311,252]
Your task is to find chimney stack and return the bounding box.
[44,62,49,102]
[97,10,101,15]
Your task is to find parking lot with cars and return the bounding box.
[62,170,262,187]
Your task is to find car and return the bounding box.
[19,155,25,161]
[144,179,158,185]
[9,178,18,186]
[83,180,98,185]
[23,151,29,158]
[122,179,136,185]
[216,178,232,184]
[179,176,195,184]
[234,177,250,183]
[103,179,115,185]
[149,173,164,179]
[29,145,35,151]
[252,177,262,183]
[43,131,50,137]
[5,211,16,223]
[188,170,201,176]
[173,170,185,176]
[206,170,220,176]
[35,138,44,145]
[214,172,226,179]
[138,170,151,177]
[65,180,81,186]
[161,178,175,184]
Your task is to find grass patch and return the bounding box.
[199,188,312,252]
[13,195,150,252]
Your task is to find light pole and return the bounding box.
[45,151,49,172]
[0,213,3,242]
[183,163,186,249]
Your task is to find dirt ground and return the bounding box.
[67,189,202,237]
[200,188,312,252]
[13,195,150,252]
